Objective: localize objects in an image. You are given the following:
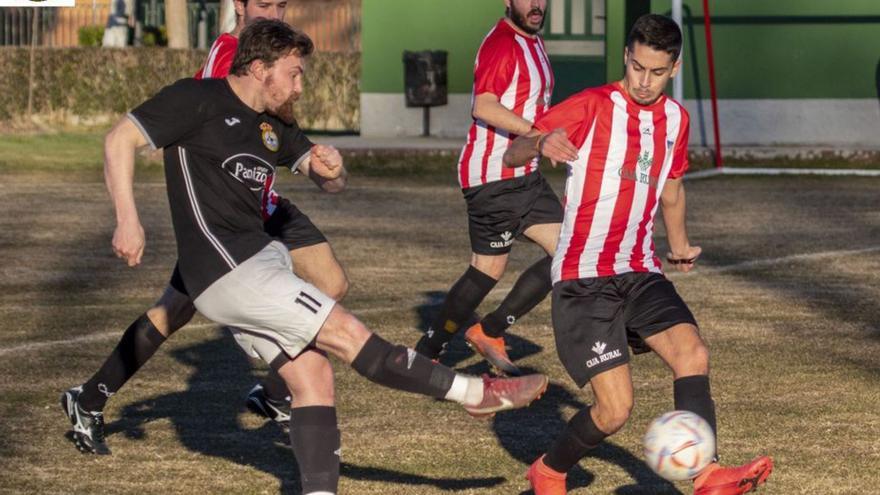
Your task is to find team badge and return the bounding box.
[260,122,279,152]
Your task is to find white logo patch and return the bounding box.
[225,117,241,127]
[586,341,622,369]
[490,231,515,249]
[406,348,417,370]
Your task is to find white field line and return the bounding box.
[2,246,878,355]
[685,166,880,180]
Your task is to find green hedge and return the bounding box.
[0,47,360,132]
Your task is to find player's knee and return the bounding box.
[594,395,633,433]
[288,359,335,405]
[148,287,196,337]
[676,340,709,376]
[327,273,350,301]
[470,256,506,280]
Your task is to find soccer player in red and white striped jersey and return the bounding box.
[505,14,773,495]
[415,0,564,377]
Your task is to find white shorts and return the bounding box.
[194,241,336,363]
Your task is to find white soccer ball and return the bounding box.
[643,410,715,481]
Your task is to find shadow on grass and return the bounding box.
[106,331,505,494]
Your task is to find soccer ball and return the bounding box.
[643,410,715,481]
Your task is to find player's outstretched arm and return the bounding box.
[473,92,534,137]
[104,117,149,267]
[503,128,578,168]
[299,144,347,193]
[660,178,701,272]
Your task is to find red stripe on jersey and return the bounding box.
[459,124,478,188]
[524,40,549,177]
[502,47,531,181]
[595,103,642,277]
[480,125,496,184]
[560,97,615,281]
[537,37,555,98]
[630,107,669,272]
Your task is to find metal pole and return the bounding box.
[27,8,39,118]
[671,0,683,103]
[422,106,430,137]
[702,0,722,167]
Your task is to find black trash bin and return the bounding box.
[403,50,448,136]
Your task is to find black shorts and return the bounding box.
[169,200,327,296]
[463,172,563,255]
[551,272,697,388]
[262,198,327,251]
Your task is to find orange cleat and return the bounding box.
[526,455,567,494]
[464,374,548,418]
[465,323,522,376]
[693,456,773,495]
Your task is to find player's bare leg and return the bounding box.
[465,222,560,376]
[645,324,772,494]
[249,242,349,416]
[528,365,632,493]
[289,242,349,302]
[275,349,339,494]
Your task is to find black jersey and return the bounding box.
[128,78,313,298]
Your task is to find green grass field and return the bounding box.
[0,133,878,494]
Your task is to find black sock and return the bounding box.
[352,334,455,399]
[544,407,608,473]
[416,266,497,356]
[79,314,166,411]
[261,369,291,403]
[290,406,340,494]
[481,256,552,337]
[674,375,717,441]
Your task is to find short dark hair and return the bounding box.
[626,14,682,61]
[230,19,314,76]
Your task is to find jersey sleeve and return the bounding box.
[668,110,690,179]
[473,35,517,98]
[278,122,315,172]
[533,91,595,141]
[127,79,207,150]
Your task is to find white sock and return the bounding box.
[444,374,484,406]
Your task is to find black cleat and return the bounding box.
[245,384,291,435]
[414,328,449,361]
[60,386,110,455]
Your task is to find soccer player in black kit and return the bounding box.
[96,20,549,494]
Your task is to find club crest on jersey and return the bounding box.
[260,122,279,152]
[638,150,653,171]
[619,151,659,189]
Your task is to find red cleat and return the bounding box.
[693,456,773,495]
[526,456,567,494]
[465,323,522,376]
[463,373,548,418]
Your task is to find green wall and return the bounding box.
[651,0,880,98]
[361,0,502,94]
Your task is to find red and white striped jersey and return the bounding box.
[458,19,554,189]
[195,33,284,220]
[195,33,238,80]
[533,83,690,283]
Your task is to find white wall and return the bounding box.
[362,93,880,147]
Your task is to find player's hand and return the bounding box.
[112,219,145,267]
[666,246,701,273]
[539,128,578,167]
[310,144,343,180]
